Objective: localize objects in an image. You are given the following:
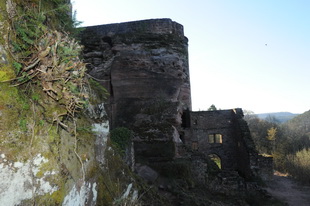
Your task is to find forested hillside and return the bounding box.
[245,110,310,184]
[285,110,310,134]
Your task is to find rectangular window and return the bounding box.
[208,134,215,143]
[208,134,222,144]
[192,141,198,150]
[215,134,222,143]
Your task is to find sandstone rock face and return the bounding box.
[81,19,191,163]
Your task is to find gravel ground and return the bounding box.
[265,171,310,206]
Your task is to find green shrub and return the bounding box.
[286,148,310,184]
[110,127,133,156]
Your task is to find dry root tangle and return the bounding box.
[13,30,88,117]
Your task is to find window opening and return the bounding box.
[208,154,222,169]
[181,109,191,128]
[180,132,185,143]
[192,141,198,151]
[208,134,215,143]
[215,134,222,143]
[208,134,222,144]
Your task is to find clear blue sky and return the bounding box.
[72,0,310,114]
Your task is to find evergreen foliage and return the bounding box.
[207,104,217,111]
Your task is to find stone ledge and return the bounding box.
[83,18,184,37]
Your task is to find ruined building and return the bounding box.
[0,1,274,203]
[81,18,268,182]
[182,109,257,179]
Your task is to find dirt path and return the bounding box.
[265,172,310,206]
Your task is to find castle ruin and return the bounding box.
[81,18,270,183]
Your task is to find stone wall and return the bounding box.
[257,155,274,181]
[182,109,254,178]
[81,19,191,163]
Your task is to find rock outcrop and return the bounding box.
[0,1,136,205]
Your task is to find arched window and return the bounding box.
[208,154,222,169]
[208,133,222,143]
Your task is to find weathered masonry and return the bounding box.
[81,19,191,163]
[81,18,266,180]
[181,109,256,178]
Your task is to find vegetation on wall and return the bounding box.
[4,0,88,119]
[110,127,133,157]
[0,1,99,204]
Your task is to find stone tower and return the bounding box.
[81,19,191,163]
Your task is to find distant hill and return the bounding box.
[284,110,310,134]
[257,112,300,123]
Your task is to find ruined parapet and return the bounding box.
[81,18,184,38]
[81,19,191,163]
[234,111,264,178]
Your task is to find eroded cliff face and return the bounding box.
[81,19,191,164]
[0,1,137,205]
